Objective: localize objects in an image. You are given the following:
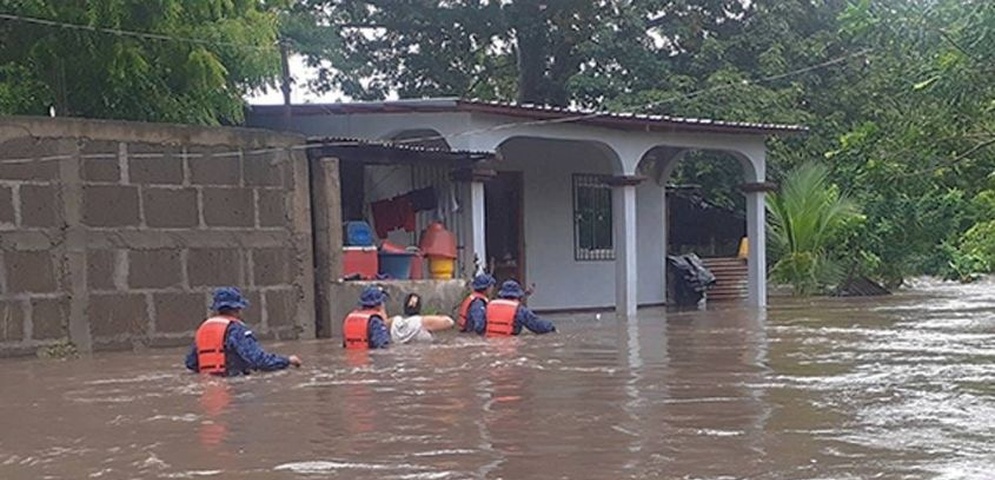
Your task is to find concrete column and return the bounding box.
[660,187,668,305]
[610,176,644,317]
[289,148,317,340]
[451,166,495,277]
[59,141,93,353]
[469,181,486,275]
[310,156,342,338]
[743,186,769,308]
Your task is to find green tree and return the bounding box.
[284,0,744,106]
[828,0,995,283]
[766,162,861,295]
[0,0,281,124]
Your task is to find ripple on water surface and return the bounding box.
[2,283,995,478]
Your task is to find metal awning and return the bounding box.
[305,136,494,165]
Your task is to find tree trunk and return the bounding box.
[511,1,547,104]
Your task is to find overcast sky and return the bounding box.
[245,54,349,105]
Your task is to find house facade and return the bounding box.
[248,98,804,315]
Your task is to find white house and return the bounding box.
[247,98,804,315]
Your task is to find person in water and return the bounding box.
[342,285,392,349]
[485,280,557,336]
[457,273,496,334]
[185,287,302,375]
[388,293,456,344]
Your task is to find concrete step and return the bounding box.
[699,256,749,301]
[701,258,747,265]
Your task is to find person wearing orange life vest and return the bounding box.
[485,280,556,336]
[458,273,496,334]
[342,285,392,349]
[184,287,302,376]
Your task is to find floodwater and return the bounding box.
[3,280,995,479]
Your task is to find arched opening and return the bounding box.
[486,136,623,309]
[642,148,751,258]
[637,146,759,305]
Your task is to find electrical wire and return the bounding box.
[0,12,277,51]
[0,11,874,165]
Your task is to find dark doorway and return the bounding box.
[485,172,525,285]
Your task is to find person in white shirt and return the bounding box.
[388,293,455,344]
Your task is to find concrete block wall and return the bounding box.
[0,117,315,356]
[326,280,469,339]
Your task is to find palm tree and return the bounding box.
[767,162,861,295]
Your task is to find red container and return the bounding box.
[343,247,378,279]
[419,222,457,259]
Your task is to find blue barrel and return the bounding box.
[378,252,414,279]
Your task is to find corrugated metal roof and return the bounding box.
[454,98,807,134]
[306,136,494,162]
[251,97,806,135]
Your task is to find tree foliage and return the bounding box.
[285,0,995,287]
[284,0,685,106]
[767,162,861,295]
[4,0,995,287]
[0,0,281,124]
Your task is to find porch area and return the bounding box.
[249,98,804,316]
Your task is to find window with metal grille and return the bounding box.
[573,174,614,261]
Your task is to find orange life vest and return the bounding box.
[343,309,377,349]
[195,316,237,375]
[458,292,489,330]
[485,299,519,337]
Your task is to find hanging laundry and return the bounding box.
[396,194,416,232]
[408,187,438,212]
[449,183,460,213]
[370,195,417,238]
[370,197,399,238]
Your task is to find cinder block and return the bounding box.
[5,250,56,293]
[82,185,140,227]
[79,140,120,157]
[80,140,121,182]
[243,152,284,187]
[242,290,262,327]
[19,185,61,228]
[142,188,197,228]
[0,137,62,181]
[128,249,182,289]
[154,292,207,333]
[0,301,24,342]
[257,189,286,227]
[265,288,296,326]
[187,248,241,287]
[82,158,121,182]
[188,146,240,185]
[253,248,294,286]
[128,143,183,184]
[87,250,116,290]
[0,185,14,224]
[87,293,148,337]
[30,297,69,340]
[202,188,254,227]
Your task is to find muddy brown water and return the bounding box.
[3,280,995,479]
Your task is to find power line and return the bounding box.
[382,48,872,146]
[0,24,871,165]
[0,12,277,51]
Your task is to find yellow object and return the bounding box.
[427,256,455,279]
[737,237,749,259]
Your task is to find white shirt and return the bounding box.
[390,315,434,344]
